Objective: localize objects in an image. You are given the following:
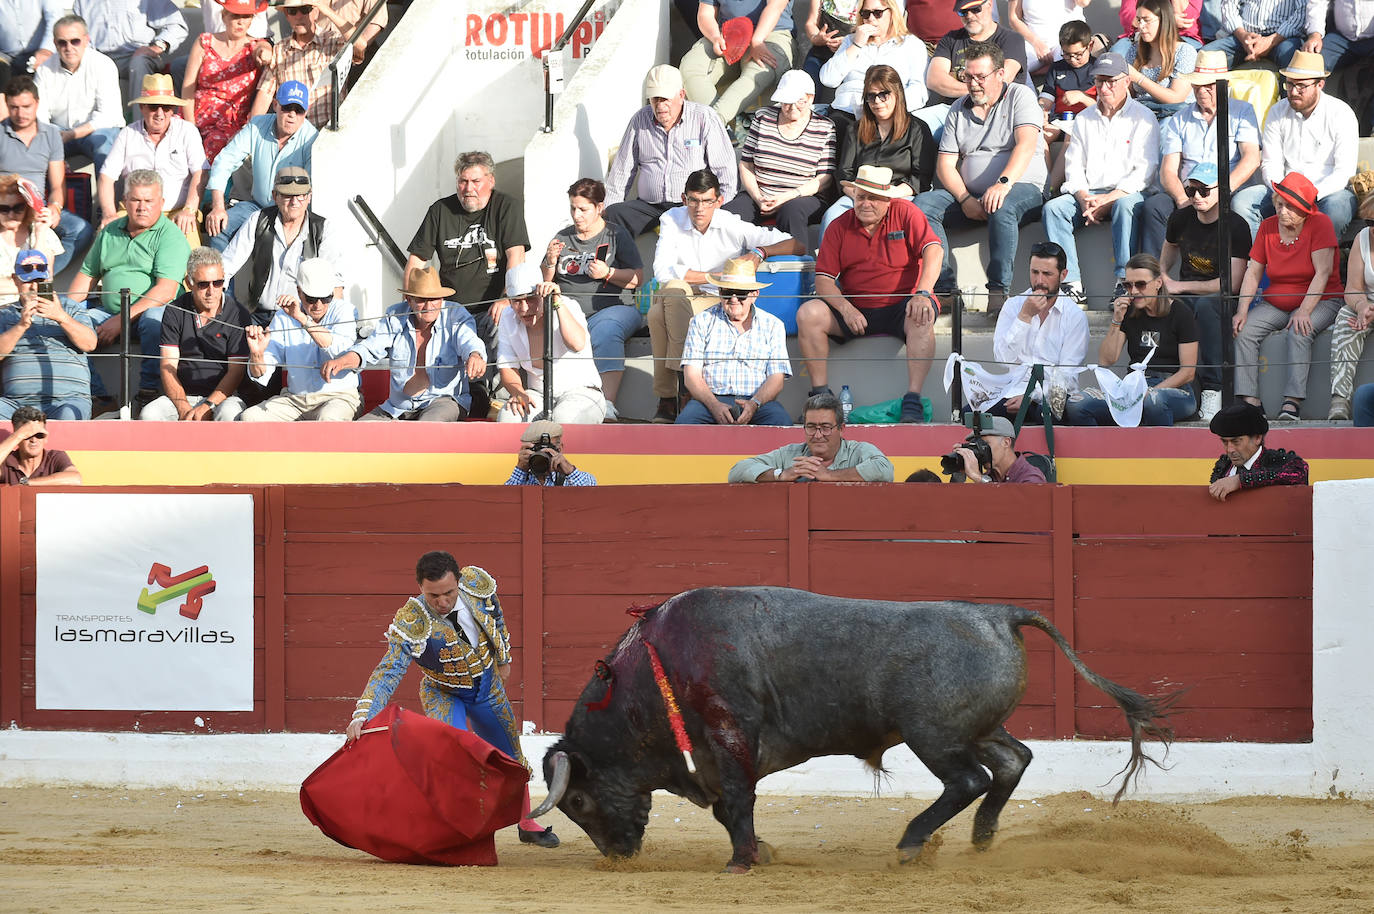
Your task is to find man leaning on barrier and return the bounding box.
[728,392,895,482]
[1207,401,1308,501]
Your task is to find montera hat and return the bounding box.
[840,164,906,199]
[399,265,455,299]
[1209,402,1268,438]
[707,256,771,291]
[130,73,189,106]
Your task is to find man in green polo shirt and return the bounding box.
[66,168,190,409]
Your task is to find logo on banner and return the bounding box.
[464,9,606,61]
[138,562,218,620]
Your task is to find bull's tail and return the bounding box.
[1014,608,1186,804]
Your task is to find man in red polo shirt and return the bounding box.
[796,164,943,422]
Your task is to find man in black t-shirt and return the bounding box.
[140,247,252,421]
[1159,161,1251,422]
[924,0,1027,107]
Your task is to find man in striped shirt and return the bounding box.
[1202,0,1307,68]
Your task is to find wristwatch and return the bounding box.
[997,175,1010,185]
[772,468,783,479]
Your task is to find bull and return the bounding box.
[532,587,1180,872]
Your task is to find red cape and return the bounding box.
[300,706,529,865]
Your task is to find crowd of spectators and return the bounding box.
[1,0,1372,434]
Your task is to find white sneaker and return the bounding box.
[1199,390,1221,422]
[1328,395,1351,421]
[603,400,618,422]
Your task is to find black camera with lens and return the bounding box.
[527,433,558,475]
[939,411,994,480]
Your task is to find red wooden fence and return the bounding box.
[0,483,1313,742]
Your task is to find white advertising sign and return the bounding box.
[35,493,255,711]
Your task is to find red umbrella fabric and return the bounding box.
[300,705,529,866]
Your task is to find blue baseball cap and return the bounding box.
[276,80,309,112]
[1186,161,1219,187]
[14,248,50,282]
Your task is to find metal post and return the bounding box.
[949,292,964,423]
[118,288,132,414]
[542,291,555,419]
[329,63,340,131]
[1216,80,1234,406]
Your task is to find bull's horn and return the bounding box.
[529,751,571,818]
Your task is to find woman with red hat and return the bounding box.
[182,0,268,162]
[1231,171,1346,422]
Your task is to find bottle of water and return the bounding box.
[840,385,853,423]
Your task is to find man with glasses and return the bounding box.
[33,14,124,175]
[1230,51,1358,239]
[71,0,186,111]
[222,167,344,329]
[925,0,1026,110]
[647,168,799,422]
[727,391,894,481]
[1042,52,1159,304]
[915,41,1046,315]
[677,256,792,425]
[205,81,318,252]
[0,405,82,486]
[97,74,208,245]
[1140,49,1260,261]
[1160,161,1251,422]
[1200,0,1305,69]
[0,249,97,420]
[240,257,360,422]
[139,245,251,421]
[250,0,346,131]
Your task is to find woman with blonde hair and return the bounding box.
[819,0,928,118]
[0,175,62,301]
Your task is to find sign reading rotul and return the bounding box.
[463,3,608,62]
[34,493,255,711]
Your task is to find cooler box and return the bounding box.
[65,170,93,225]
[756,255,814,335]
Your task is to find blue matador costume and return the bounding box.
[351,566,527,769]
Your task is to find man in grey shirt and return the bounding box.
[728,392,895,482]
[914,41,1046,315]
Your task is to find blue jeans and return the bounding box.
[54,209,94,275]
[1066,376,1197,426]
[1187,294,1227,391]
[1198,0,1224,42]
[915,183,1044,292]
[1354,383,1374,427]
[1201,32,1303,70]
[0,396,90,420]
[1042,190,1145,285]
[208,200,261,252]
[676,393,793,425]
[1232,186,1357,242]
[65,128,121,175]
[85,304,167,394]
[587,304,643,374]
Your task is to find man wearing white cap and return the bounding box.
[240,257,360,421]
[679,0,795,131]
[1230,50,1358,239]
[494,262,606,425]
[603,64,737,238]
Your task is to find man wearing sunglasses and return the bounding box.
[240,257,359,421]
[0,249,97,421]
[250,0,347,131]
[0,405,82,486]
[70,0,186,111]
[33,14,125,175]
[926,0,1027,107]
[728,391,894,481]
[139,245,251,421]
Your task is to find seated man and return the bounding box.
[33,13,125,174]
[988,241,1088,422]
[249,1,346,130]
[648,168,799,422]
[240,257,360,422]
[0,0,59,85]
[946,413,1046,483]
[1201,0,1305,70]
[0,249,97,420]
[923,0,1027,126]
[1303,0,1374,95]
[1207,401,1308,501]
[0,404,82,486]
[796,165,943,424]
[679,0,794,131]
[495,262,605,425]
[1042,52,1159,304]
[727,391,895,481]
[321,266,486,422]
[71,0,186,108]
[603,65,737,237]
[1159,161,1251,422]
[914,40,1046,314]
[68,169,191,405]
[140,246,250,421]
[98,74,208,244]
[1231,52,1358,239]
[204,81,318,251]
[678,257,792,426]
[504,419,597,486]
[222,166,345,327]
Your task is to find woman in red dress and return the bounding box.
[182,0,268,162]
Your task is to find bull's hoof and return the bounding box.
[896,844,926,865]
[721,862,753,875]
[897,832,940,866]
[756,841,777,865]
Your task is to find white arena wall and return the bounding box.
[2,479,1370,801]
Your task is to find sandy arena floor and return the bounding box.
[2,787,1371,913]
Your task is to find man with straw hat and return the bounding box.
[677,256,792,425]
[98,73,208,245]
[322,265,486,421]
[1231,50,1358,238]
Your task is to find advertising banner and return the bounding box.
[34,493,255,711]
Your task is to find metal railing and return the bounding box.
[325,0,390,131]
[541,0,600,133]
[348,194,407,270]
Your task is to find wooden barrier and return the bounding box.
[1,484,1313,743]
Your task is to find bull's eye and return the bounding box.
[568,793,586,812]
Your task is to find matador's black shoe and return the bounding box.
[518,826,560,848]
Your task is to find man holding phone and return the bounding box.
[0,249,98,420]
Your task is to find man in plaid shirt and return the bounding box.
[678,256,792,425]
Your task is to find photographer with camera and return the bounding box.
[940,413,1045,483]
[504,420,597,487]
